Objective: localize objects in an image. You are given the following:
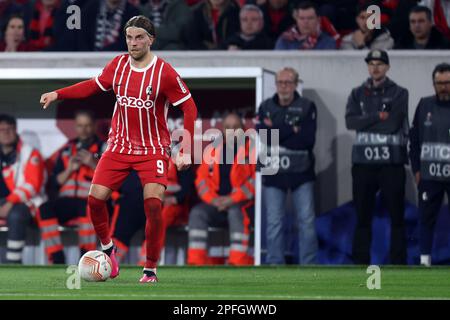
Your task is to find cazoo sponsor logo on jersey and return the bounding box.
[116,95,154,109]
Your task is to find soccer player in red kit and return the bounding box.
[39,16,197,283]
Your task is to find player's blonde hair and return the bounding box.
[124,15,156,38]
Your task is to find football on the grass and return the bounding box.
[78,250,112,282]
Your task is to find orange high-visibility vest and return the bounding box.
[2,139,46,214]
[57,138,104,199]
[195,142,255,204]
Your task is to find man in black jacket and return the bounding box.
[222,4,272,50]
[409,63,450,266]
[259,0,294,48]
[257,67,318,265]
[395,5,449,49]
[345,50,409,265]
[184,0,240,50]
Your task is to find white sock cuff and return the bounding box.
[101,240,113,251]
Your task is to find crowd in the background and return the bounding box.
[1,0,450,52]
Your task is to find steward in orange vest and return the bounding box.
[187,113,255,266]
[0,114,46,263]
[37,111,105,264]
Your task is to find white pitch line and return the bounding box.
[0,293,449,300]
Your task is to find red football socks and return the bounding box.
[143,197,164,269]
[87,195,111,246]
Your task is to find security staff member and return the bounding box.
[346,50,409,265]
[409,63,450,266]
[257,67,318,265]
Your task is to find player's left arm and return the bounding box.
[162,65,198,168]
[177,98,198,156]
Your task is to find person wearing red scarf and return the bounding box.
[28,0,61,51]
[275,1,336,50]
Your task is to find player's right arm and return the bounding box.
[40,79,102,109]
[40,55,122,109]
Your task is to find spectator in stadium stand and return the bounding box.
[395,5,449,49]
[184,0,241,49]
[27,0,66,51]
[112,159,194,265]
[386,0,420,44]
[139,0,192,50]
[76,0,140,51]
[187,113,255,266]
[50,0,107,51]
[259,0,294,47]
[221,4,272,49]
[274,1,336,50]
[256,67,318,265]
[409,63,450,267]
[419,0,450,40]
[341,2,394,50]
[0,0,27,39]
[359,0,400,25]
[0,15,32,52]
[37,110,106,264]
[0,114,46,264]
[345,50,409,265]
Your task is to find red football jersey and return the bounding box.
[95,54,191,156]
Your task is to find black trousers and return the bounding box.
[351,164,407,265]
[418,180,450,255]
[39,197,88,223]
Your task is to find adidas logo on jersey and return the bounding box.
[116,95,154,109]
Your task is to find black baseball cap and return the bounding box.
[365,50,390,65]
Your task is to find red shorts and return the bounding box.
[92,151,169,191]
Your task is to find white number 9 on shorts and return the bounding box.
[156,159,164,175]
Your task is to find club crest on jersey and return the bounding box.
[146,85,153,96]
[116,95,154,109]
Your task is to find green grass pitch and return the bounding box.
[0,265,449,300]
